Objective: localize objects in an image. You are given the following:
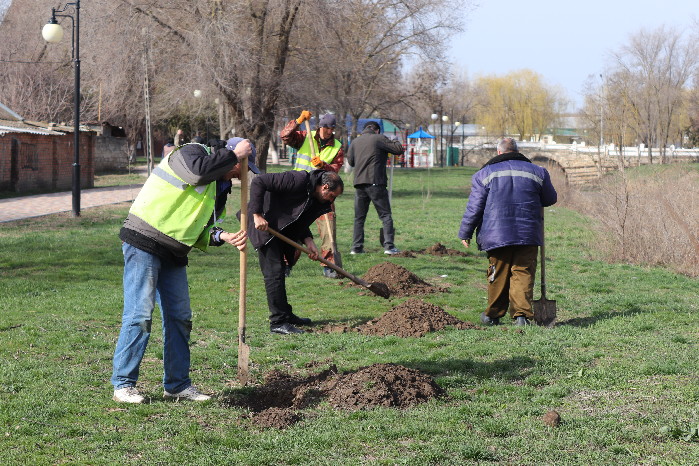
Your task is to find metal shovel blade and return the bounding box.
[237,330,250,385]
[533,297,557,327]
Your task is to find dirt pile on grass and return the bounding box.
[225,363,443,428]
[356,298,481,337]
[388,243,467,258]
[326,363,444,410]
[421,242,468,257]
[361,262,446,297]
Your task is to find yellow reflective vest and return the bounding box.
[293,131,342,172]
[129,148,217,252]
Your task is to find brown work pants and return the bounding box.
[485,245,539,320]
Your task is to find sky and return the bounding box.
[448,0,698,109]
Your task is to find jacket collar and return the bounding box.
[483,151,531,168]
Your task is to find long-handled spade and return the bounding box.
[237,153,251,385]
[302,118,342,268]
[266,227,391,299]
[533,208,557,327]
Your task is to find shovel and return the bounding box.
[267,227,391,299]
[237,153,251,385]
[533,208,557,327]
[302,119,343,268]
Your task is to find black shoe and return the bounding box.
[270,322,304,335]
[322,267,338,279]
[287,313,312,326]
[284,265,292,277]
[480,312,500,326]
[515,316,531,326]
[349,248,364,255]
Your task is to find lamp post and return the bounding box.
[452,121,461,166]
[43,1,81,217]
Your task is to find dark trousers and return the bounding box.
[352,184,395,251]
[485,245,539,320]
[258,238,296,325]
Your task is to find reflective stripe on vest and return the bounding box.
[129,153,216,248]
[293,131,342,171]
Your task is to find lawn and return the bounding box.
[0,166,697,464]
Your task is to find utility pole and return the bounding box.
[143,28,154,175]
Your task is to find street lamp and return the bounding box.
[43,1,81,217]
[452,121,461,166]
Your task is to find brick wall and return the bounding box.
[0,132,94,193]
[95,135,129,172]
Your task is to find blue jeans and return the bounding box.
[111,243,193,393]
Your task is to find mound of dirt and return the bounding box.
[361,262,446,297]
[356,298,481,337]
[224,363,443,422]
[420,242,468,257]
[327,363,444,410]
[251,407,302,429]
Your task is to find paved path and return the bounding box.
[0,184,146,223]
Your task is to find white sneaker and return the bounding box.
[163,385,211,401]
[384,247,400,255]
[113,386,145,404]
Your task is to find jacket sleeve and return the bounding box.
[323,147,344,173]
[169,146,237,186]
[540,170,558,207]
[280,119,306,150]
[458,174,487,241]
[379,136,405,155]
[347,143,355,167]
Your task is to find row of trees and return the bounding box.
[581,26,699,161]
[0,0,467,171]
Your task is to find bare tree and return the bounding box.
[608,26,698,162]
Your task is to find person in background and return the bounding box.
[174,129,187,147]
[245,169,344,335]
[347,120,405,255]
[111,138,260,403]
[281,111,344,278]
[459,137,557,326]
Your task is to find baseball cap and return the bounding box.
[226,137,260,174]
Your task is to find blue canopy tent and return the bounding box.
[406,126,435,167]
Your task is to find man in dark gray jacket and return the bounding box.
[347,121,405,255]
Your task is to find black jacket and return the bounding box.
[244,170,332,249]
[347,127,404,186]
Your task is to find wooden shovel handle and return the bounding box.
[539,208,547,299]
[266,227,371,289]
[238,155,248,339]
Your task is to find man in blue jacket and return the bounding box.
[459,138,557,326]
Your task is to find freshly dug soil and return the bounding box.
[361,262,447,297]
[388,243,467,258]
[224,363,443,426]
[420,242,468,257]
[251,407,302,429]
[356,298,481,337]
[327,363,444,410]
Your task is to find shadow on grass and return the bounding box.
[557,306,645,327]
[400,356,536,383]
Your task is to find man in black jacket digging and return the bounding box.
[245,169,344,334]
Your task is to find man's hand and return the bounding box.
[461,239,470,248]
[303,237,319,261]
[296,110,312,124]
[253,213,268,231]
[221,230,248,251]
[233,139,252,159]
[311,156,323,168]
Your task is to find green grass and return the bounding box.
[1,166,698,464]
